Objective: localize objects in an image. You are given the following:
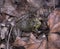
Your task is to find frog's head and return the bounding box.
[33,18,41,29]
[29,16,41,31]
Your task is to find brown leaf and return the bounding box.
[13,37,27,46]
[48,8,60,49]
[48,33,60,49]
[48,8,60,32]
[25,33,47,49]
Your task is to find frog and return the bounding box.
[16,13,41,33]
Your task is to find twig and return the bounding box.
[7,26,13,49]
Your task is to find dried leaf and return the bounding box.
[13,36,27,46]
[48,8,60,32]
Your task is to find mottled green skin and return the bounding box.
[16,15,41,32]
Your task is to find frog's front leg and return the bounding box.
[34,29,41,34]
